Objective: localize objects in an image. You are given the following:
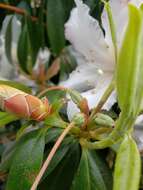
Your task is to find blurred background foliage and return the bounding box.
[0,0,103,85]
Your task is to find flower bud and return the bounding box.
[0,85,51,121]
[92,113,114,128]
[68,89,89,115]
[72,113,86,127]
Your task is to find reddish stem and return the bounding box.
[0,3,38,21]
[30,122,74,190]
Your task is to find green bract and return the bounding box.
[117,4,143,117]
[113,135,141,190]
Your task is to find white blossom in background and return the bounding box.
[0,15,21,79]
[33,47,51,76]
[61,0,143,120]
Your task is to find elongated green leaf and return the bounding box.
[42,136,75,180]
[0,112,17,127]
[113,135,141,190]
[17,20,30,73]
[45,114,67,128]
[5,16,13,64]
[0,80,31,93]
[45,127,63,144]
[39,141,81,190]
[104,2,117,59]
[17,15,42,73]
[0,142,16,172]
[117,4,143,116]
[47,0,66,55]
[6,129,45,190]
[71,149,112,190]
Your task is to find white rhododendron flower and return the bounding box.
[0,15,21,79]
[61,0,142,120]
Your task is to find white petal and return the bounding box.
[0,15,21,66]
[130,0,143,7]
[33,47,50,74]
[102,0,143,47]
[60,62,102,91]
[65,0,114,70]
[135,115,143,125]
[102,0,128,47]
[60,46,114,91]
[0,39,14,79]
[67,73,115,120]
[133,123,143,151]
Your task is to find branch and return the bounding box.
[0,3,38,21]
[30,122,74,190]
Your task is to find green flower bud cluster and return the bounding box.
[72,113,86,127]
[92,113,114,128]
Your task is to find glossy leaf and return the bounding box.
[117,4,143,116]
[42,135,76,180]
[47,0,66,55]
[6,129,45,190]
[5,16,13,64]
[71,148,112,190]
[0,112,18,127]
[17,15,42,73]
[39,140,81,190]
[40,89,66,103]
[17,19,30,73]
[0,80,32,93]
[0,142,17,172]
[45,114,67,128]
[113,135,141,190]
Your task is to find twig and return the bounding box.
[30,122,74,190]
[0,3,37,21]
[90,79,115,119]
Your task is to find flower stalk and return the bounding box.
[0,3,37,21]
[31,122,75,190]
[90,79,115,119]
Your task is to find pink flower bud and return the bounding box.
[0,85,50,121]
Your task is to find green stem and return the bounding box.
[90,79,115,119]
[81,112,136,149]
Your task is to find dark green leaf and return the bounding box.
[5,16,13,64]
[17,15,42,73]
[0,142,17,172]
[43,135,75,180]
[45,114,67,128]
[39,140,81,190]
[40,89,66,103]
[47,0,66,55]
[17,20,30,73]
[0,112,18,127]
[45,127,63,144]
[71,148,112,190]
[6,129,45,190]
